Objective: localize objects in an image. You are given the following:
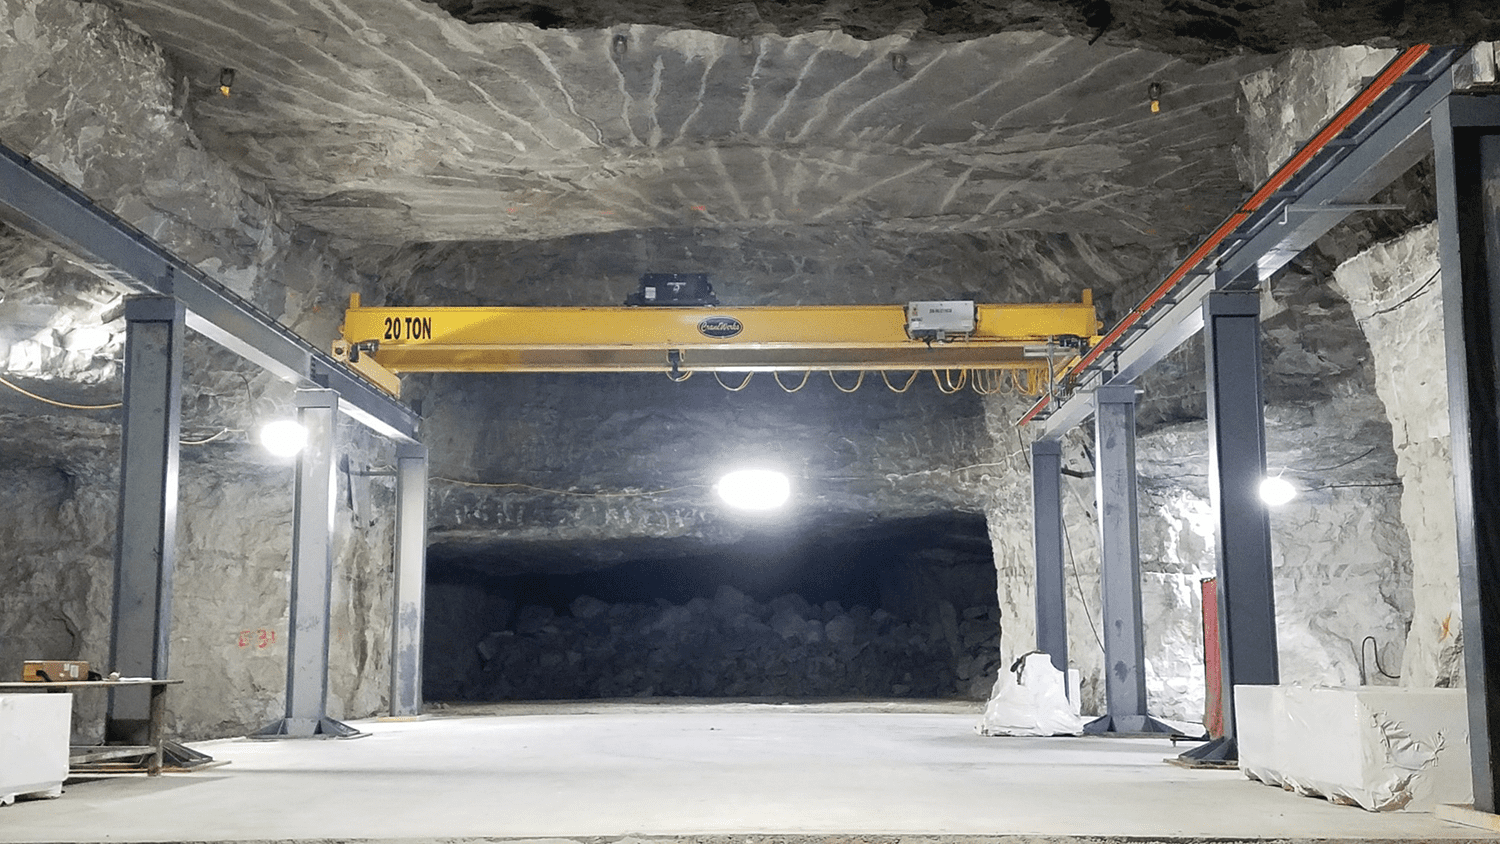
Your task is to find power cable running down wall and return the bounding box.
[1017,429,1107,655]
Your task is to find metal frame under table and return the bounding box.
[0,679,182,776]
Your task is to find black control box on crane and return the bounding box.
[624,273,719,307]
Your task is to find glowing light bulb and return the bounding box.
[716,469,790,511]
[260,420,308,457]
[1259,476,1296,506]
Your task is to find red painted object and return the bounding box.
[1202,577,1224,738]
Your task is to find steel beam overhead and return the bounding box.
[390,443,429,718]
[1033,45,1464,438]
[106,296,185,746]
[1178,287,1279,767]
[251,390,363,740]
[1084,385,1175,735]
[1031,440,1069,679]
[333,298,1100,380]
[1433,92,1500,814]
[0,142,417,442]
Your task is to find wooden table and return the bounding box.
[0,679,183,776]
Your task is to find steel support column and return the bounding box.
[1085,384,1174,734]
[251,389,362,739]
[1032,440,1068,679]
[1179,287,1278,766]
[389,443,429,717]
[106,296,184,745]
[1433,92,1500,813]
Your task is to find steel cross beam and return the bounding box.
[332,298,1100,380]
[0,143,417,442]
[1032,45,1463,438]
[1433,92,1500,815]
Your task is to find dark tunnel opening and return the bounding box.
[423,512,1002,701]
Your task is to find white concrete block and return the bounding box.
[0,693,71,806]
[1235,685,1470,811]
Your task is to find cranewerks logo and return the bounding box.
[698,316,743,338]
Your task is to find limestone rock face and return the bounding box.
[417,370,997,573]
[417,0,1500,59]
[0,0,1474,734]
[105,1,1267,254]
[1234,47,1399,187]
[453,587,1002,701]
[1331,224,1462,688]
[0,0,404,739]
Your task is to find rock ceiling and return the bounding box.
[107,0,1284,257]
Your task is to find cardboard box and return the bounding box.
[21,660,89,683]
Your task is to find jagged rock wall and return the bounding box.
[454,587,1002,701]
[105,1,1271,250]
[975,46,1445,720]
[416,371,997,568]
[985,406,1216,723]
[416,0,1500,60]
[1265,485,1411,687]
[1331,224,1462,687]
[1234,47,1398,187]
[0,0,405,739]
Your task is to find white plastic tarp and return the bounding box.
[977,652,1084,737]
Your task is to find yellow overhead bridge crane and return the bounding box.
[332,293,1101,399]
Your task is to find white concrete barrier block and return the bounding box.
[1234,685,1470,812]
[0,693,71,806]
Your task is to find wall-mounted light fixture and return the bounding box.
[716,469,790,511]
[611,33,628,58]
[1259,475,1296,506]
[1148,81,1162,114]
[890,52,908,74]
[219,68,235,97]
[260,419,308,457]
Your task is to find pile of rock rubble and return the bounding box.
[464,585,1003,700]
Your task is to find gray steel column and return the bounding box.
[106,296,184,745]
[390,443,429,717]
[1434,93,1500,813]
[1085,384,1174,734]
[1032,439,1068,679]
[1179,287,1278,766]
[251,389,362,739]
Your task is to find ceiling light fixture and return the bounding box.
[716,469,790,511]
[260,420,308,457]
[1258,475,1296,507]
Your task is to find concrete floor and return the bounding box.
[0,701,1493,843]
